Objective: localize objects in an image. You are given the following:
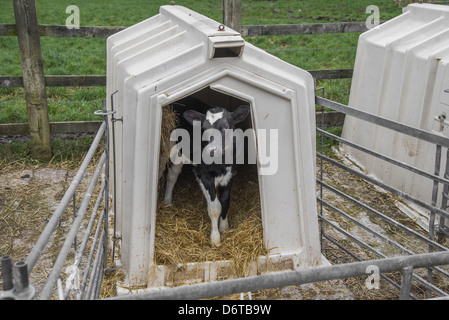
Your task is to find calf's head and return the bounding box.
[183,105,250,160]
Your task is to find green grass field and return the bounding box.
[0,0,405,124]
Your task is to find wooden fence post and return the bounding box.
[223,0,242,33]
[13,0,52,160]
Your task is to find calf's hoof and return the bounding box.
[219,217,229,233]
[163,197,173,206]
[210,231,221,247]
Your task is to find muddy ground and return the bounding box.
[0,159,96,297]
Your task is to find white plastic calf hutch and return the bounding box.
[342,4,449,227]
[106,5,322,287]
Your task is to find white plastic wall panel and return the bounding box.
[107,5,321,286]
[342,4,449,220]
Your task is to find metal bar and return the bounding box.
[13,261,29,294]
[412,270,448,297]
[322,232,361,261]
[319,178,449,293]
[315,96,449,149]
[317,152,449,221]
[428,145,442,296]
[317,214,447,298]
[320,214,447,298]
[1,255,13,291]
[438,149,449,243]
[94,237,106,299]
[323,217,448,297]
[318,195,449,282]
[74,182,105,265]
[440,226,449,238]
[428,295,449,300]
[25,121,106,274]
[429,145,442,242]
[318,179,448,252]
[318,198,413,256]
[321,233,419,299]
[85,230,105,300]
[72,193,77,253]
[63,181,106,300]
[318,86,326,249]
[78,209,106,300]
[318,157,449,295]
[319,214,386,259]
[105,251,449,300]
[101,99,110,269]
[110,90,118,263]
[39,152,107,300]
[317,128,449,186]
[12,261,35,299]
[400,266,414,300]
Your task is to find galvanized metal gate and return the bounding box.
[1,101,112,300]
[315,94,449,299]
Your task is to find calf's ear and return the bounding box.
[231,105,250,124]
[183,110,205,126]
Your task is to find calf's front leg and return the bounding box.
[196,177,222,247]
[217,182,232,233]
[164,163,183,205]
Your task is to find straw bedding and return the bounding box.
[155,159,268,279]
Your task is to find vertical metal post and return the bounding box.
[1,258,35,299]
[110,90,119,263]
[316,89,326,249]
[102,99,110,268]
[12,261,35,300]
[429,144,442,242]
[399,266,414,300]
[438,148,449,244]
[95,95,117,264]
[1,255,13,291]
[428,144,442,297]
[73,193,77,252]
[13,261,29,293]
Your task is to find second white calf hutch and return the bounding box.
[342,3,449,228]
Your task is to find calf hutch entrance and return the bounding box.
[106,5,321,287]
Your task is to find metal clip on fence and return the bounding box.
[93,109,116,117]
[0,255,35,300]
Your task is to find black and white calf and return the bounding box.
[163,97,250,247]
